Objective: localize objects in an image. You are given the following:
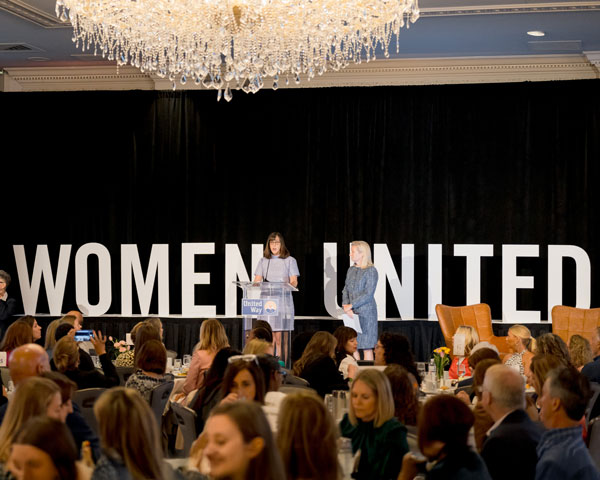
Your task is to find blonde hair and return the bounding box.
[58,315,77,327]
[569,334,593,369]
[53,337,80,372]
[277,392,339,480]
[195,319,229,352]
[351,241,374,268]
[95,388,166,480]
[0,377,60,462]
[44,319,62,350]
[508,324,536,352]
[243,339,272,355]
[293,332,337,376]
[455,325,479,356]
[348,369,395,428]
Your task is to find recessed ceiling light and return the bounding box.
[27,56,50,61]
[527,31,545,37]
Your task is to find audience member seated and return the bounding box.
[183,319,229,396]
[536,366,599,480]
[191,401,285,480]
[257,355,286,432]
[54,334,119,389]
[51,323,96,374]
[384,364,419,426]
[191,347,241,433]
[569,334,593,371]
[456,358,500,450]
[277,392,340,480]
[40,370,101,461]
[374,332,421,385]
[44,318,62,354]
[114,321,144,367]
[503,324,536,375]
[528,354,566,399]
[340,369,408,480]
[535,333,572,365]
[220,356,266,405]
[399,395,492,480]
[0,376,62,462]
[290,330,316,365]
[479,364,543,480]
[125,339,168,403]
[448,325,479,380]
[293,331,350,397]
[581,326,600,383]
[19,315,42,344]
[333,326,359,380]
[243,339,274,356]
[92,387,176,480]
[457,346,501,391]
[7,343,50,387]
[7,416,80,480]
[247,326,273,344]
[146,317,164,340]
[0,321,32,362]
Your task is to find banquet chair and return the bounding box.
[435,303,509,356]
[279,385,317,396]
[586,382,600,427]
[282,371,310,387]
[0,367,11,388]
[116,366,135,386]
[170,403,197,457]
[551,305,600,345]
[588,416,600,469]
[150,381,175,427]
[72,388,106,435]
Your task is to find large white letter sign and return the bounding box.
[548,245,591,317]
[13,245,71,315]
[224,244,263,316]
[374,244,414,320]
[454,244,494,305]
[182,243,216,316]
[502,245,540,322]
[428,244,442,319]
[323,243,343,317]
[75,243,112,316]
[121,244,170,316]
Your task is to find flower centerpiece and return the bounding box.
[107,336,130,361]
[433,346,451,382]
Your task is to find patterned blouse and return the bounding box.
[124,370,167,403]
[504,350,526,375]
[115,349,135,367]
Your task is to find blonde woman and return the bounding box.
[340,369,408,480]
[93,388,169,479]
[243,338,274,356]
[0,376,62,463]
[448,325,479,379]
[182,318,229,395]
[342,241,378,361]
[569,334,593,371]
[503,324,536,375]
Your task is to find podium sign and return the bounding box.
[242,298,280,316]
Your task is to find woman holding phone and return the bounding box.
[253,232,299,361]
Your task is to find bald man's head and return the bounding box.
[65,310,83,331]
[9,343,51,386]
[483,364,526,412]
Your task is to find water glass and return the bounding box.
[91,355,101,368]
[174,359,182,371]
[324,394,335,417]
[183,354,192,367]
[333,390,349,421]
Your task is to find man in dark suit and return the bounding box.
[480,364,543,480]
[581,327,600,383]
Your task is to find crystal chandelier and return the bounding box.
[56,0,420,101]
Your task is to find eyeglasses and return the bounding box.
[228,354,259,366]
[269,240,281,244]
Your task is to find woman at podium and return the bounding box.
[342,241,378,361]
[253,232,299,361]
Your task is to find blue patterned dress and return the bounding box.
[342,266,379,349]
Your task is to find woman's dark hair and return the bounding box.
[13,416,78,480]
[291,331,316,364]
[55,323,75,342]
[379,332,421,384]
[0,270,11,286]
[383,365,419,426]
[254,320,273,334]
[209,401,286,480]
[133,322,161,364]
[0,321,33,352]
[251,327,273,344]
[468,347,501,370]
[333,326,358,362]
[293,332,337,376]
[417,395,474,458]
[39,371,77,404]
[263,232,290,259]
[192,347,241,411]
[135,340,167,375]
[472,358,502,400]
[221,360,266,404]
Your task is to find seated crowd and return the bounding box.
[0,314,599,480]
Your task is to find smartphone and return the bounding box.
[74,329,93,342]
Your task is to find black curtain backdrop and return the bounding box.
[1,79,600,320]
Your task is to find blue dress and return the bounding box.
[342,266,378,349]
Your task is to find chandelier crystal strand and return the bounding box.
[56,0,420,100]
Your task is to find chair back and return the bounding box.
[171,403,198,457]
[72,388,106,435]
[278,385,317,395]
[282,372,310,387]
[586,382,600,426]
[116,366,135,386]
[588,416,600,469]
[551,305,600,345]
[436,303,509,354]
[149,381,174,427]
[0,367,11,388]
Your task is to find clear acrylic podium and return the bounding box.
[234,281,298,366]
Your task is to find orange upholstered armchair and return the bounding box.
[435,303,510,356]
[551,305,600,345]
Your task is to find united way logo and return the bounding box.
[264,300,278,314]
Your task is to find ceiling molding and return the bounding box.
[2,55,598,93]
[0,0,67,28]
[420,1,600,16]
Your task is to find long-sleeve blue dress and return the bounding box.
[342,266,378,349]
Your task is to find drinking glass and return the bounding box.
[183,354,192,367]
[174,359,182,371]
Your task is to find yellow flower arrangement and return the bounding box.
[433,346,451,380]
